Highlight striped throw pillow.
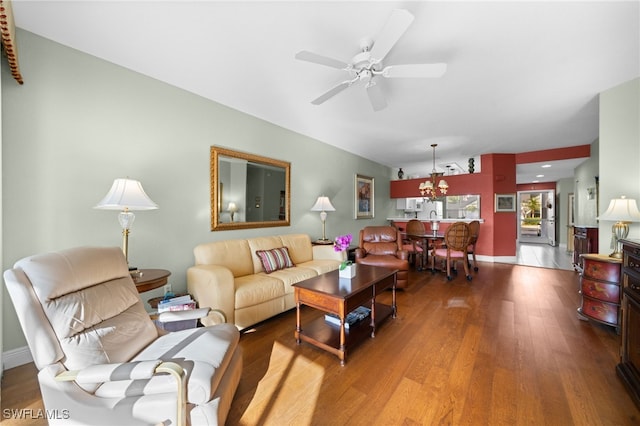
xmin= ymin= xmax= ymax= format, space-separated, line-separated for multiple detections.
xmin=256 ymin=247 xmax=294 ymax=273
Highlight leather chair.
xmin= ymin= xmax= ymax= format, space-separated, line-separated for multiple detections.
xmin=467 ymin=220 xmax=481 ymax=271
xmin=3 ymin=246 xmax=242 ymax=425
xmin=355 ymin=226 xmax=410 ymax=288
xmin=431 ymin=222 xmax=473 ymax=281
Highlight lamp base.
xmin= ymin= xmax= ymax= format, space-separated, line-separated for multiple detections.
xmin=314 ymin=239 xmax=333 ymax=245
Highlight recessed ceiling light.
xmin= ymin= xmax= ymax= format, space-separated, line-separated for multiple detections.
xmin=532 ymin=180 xmax=540 ymax=183
xmin=536 ymin=174 xmax=544 ymax=178
xmin=541 ymin=164 xmax=551 ymax=168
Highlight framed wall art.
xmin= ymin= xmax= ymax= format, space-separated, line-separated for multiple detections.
xmin=495 ymin=193 xmax=516 ymax=212
xmin=355 ymin=174 xmax=374 ymax=219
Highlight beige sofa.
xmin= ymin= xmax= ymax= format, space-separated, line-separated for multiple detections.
xmin=187 ymin=234 xmax=344 ymax=329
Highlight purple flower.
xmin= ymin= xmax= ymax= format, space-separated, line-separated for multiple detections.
xmin=333 ymin=234 xmax=352 ymax=252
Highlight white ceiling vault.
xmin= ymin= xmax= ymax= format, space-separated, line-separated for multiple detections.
xmin=11 ymin=1 xmax=640 ymax=183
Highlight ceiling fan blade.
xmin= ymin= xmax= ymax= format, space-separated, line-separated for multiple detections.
xmin=382 ymin=63 xmax=447 ymax=78
xmin=311 ymin=80 xmax=353 ymax=105
xmin=295 ymin=50 xmax=350 ymax=70
xmin=366 ymin=81 xmax=387 ymax=111
xmin=369 ymin=9 xmax=414 ymax=61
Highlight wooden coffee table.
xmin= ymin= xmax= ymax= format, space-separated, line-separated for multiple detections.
xmin=293 ymin=264 xmax=397 ymax=365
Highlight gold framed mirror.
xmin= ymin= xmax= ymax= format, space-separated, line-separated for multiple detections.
xmin=211 ymin=146 xmax=290 ymax=231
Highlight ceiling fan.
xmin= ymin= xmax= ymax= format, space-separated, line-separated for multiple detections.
xmin=295 ymin=9 xmax=447 ymax=112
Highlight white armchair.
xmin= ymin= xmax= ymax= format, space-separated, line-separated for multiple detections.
xmin=3 ymin=246 xmax=242 ymax=425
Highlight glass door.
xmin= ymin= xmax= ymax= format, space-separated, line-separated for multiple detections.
xmin=518 ymin=190 xmax=556 ymax=246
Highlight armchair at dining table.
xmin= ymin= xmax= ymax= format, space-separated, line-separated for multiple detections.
xmin=431 ymin=221 xmax=473 ymax=281
xmin=403 ymin=219 xmax=428 ymax=269
xmin=467 ymin=220 xmax=481 ymax=271
xmin=355 ymin=226 xmax=410 ymax=288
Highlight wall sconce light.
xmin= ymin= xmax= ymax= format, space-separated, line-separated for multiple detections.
xmin=598 ymin=196 xmax=640 ymax=258
xmin=310 ymin=195 xmax=336 ymax=245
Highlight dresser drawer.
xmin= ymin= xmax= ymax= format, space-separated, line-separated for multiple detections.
xmin=581 ymin=296 xmax=619 ymax=325
xmin=626 ymin=271 xmax=640 ymax=293
xmin=624 ymin=243 xmax=640 ymax=275
xmin=581 ymin=277 xmax=621 ymax=303
xmin=583 ymin=257 xmax=621 ymax=282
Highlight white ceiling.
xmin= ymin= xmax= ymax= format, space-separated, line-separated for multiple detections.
xmin=11 ymin=1 xmax=640 ymax=183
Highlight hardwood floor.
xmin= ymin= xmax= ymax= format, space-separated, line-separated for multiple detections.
xmin=3 ymin=262 xmax=639 ymax=425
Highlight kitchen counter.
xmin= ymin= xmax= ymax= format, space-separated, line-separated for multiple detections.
xmin=387 ymin=218 xmax=484 ymax=223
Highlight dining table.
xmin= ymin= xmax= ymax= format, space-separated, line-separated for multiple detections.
xmin=402 ymin=232 xmax=445 ymax=271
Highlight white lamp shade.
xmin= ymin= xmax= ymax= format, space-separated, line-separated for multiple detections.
xmin=599 ymin=196 xmax=640 ymax=222
xmin=95 ymin=178 xmax=158 ymax=211
xmin=310 ymin=196 xmax=336 ymax=212
xmin=228 ymin=202 xmax=238 ymax=212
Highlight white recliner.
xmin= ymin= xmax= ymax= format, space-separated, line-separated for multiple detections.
xmin=3 ymin=246 xmax=242 ymax=425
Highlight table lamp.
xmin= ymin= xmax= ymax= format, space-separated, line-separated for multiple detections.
xmin=598 ymin=196 xmax=640 ymax=258
xmin=228 ymin=202 xmax=238 ymax=222
xmin=94 ymin=178 xmax=158 ymax=265
xmin=310 ymin=195 xmax=336 ymax=244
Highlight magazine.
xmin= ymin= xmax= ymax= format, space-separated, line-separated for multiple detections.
xmin=324 ymin=306 xmax=371 ymax=329
xmin=158 ymin=295 xmax=196 ymax=313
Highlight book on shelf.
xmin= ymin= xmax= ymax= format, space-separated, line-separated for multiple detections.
xmin=324 ymin=306 xmax=371 ymax=329
xmin=158 ymin=294 xmax=196 ymax=313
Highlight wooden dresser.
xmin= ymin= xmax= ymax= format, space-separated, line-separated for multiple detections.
xmin=573 ymin=226 xmax=599 ymax=271
xmin=577 ymin=253 xmax=622 ymax=331
xmin=617 ymin=239 xmax=640 ymax=408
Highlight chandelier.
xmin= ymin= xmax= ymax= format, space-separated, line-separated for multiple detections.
xmin=418 ymin=144 xmax=449 ymax=202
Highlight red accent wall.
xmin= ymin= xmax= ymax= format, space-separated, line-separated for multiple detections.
xmin=390 ymin=153 xmax=517 ymax=257
xmin=515 ymin=145 xmax=590 ymax=164
xmin=516 ymin=182 xmax=557 ymax=191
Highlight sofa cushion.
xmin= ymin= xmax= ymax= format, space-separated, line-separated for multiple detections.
xmin=234 ymin=274 xmax=285 ymax=309
xmin=261 ymin=267 xmax=318 ymax=294
xmin=255 ymin=247 xmax=294 ymax=273
xmin=279 ymin=234 xmax=314 ymax=264
xmin=297 ymin=260 xmax=342 ymax=275
xmin=194 ymin=239 xmax=254 ymax=278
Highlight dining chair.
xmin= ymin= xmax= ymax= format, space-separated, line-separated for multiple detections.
xmin=405 ymin=219 xmax=427 ymax=269
xmin=431 ymin=221 xmax=473 ymax=281
xmin=467 ymin=220 xmax=481 ymax=271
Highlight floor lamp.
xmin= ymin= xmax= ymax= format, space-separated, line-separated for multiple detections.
xmin=310 ymin=195 xmax=336 ymax=245
xmin=598 ymin=196 xmax=640 ymax=258
xmin=95 ymin=178 xmax=158 ymax=266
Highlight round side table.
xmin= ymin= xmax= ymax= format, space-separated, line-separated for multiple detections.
xmin=132 ymin=269 xmax=171 ymax=293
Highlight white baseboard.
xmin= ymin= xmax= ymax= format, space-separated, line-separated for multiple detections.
xmin=2 ymin=346 xmax=33 ymax=370
xmin=476 ymin=255 xmax=517 ymax=263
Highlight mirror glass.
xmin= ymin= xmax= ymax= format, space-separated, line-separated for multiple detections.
xmin=211 ymin=146 xmax=290 ymax=231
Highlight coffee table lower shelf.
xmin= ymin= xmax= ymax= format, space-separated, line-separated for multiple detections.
xmin=296 ymin=302 xmax=393 ymax=363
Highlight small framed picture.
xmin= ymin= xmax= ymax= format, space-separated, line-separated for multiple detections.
xmin=355 ymin=174 xmax=374 ymax=219
xmin=495 ymin=193 xmax=516 ymax=212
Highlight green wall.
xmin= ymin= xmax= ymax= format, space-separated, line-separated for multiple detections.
xmin=1 ymin=30 xmax=392 ymax=352
xmin=598 ymin=78 xmax=640 ymax=253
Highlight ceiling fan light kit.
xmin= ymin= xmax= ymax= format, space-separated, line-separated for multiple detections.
xmin=296 ymin=9 xmax=447 ymax=111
